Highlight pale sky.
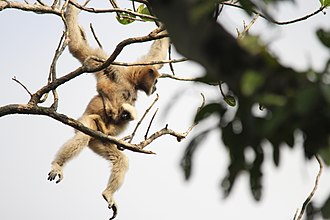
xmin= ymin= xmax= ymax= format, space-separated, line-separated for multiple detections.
xmin=1 ymin=1 xmax=330 ymax=220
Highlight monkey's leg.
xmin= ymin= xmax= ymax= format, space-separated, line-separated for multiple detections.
xmin=102 ymin=145 xmax=129 ymax=207
xmin=48 ymin=115 xmax=97 ymax=183
xmin=89 ymin=141 xmax=129 ymax=219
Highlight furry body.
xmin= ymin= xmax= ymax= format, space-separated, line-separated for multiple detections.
xmin=48 ymin=1 xmax=169 ymax=219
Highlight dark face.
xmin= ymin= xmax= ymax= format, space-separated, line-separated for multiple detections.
xmin=139 ymin=66 xmax=160 ymax=95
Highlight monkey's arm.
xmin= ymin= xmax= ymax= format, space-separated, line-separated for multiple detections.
xmin=138 ymin=33 xmax=170 ymax=70
xmin=48 ymin=114 xmax=97 ymax=183
xmin=65 ymin=1 xmax=108 ymax=65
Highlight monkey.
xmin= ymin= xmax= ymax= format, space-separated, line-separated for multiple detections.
xmin=48 ymin=1 xmax=169 ymax=218
xmin=48 ymin=95 xmax=136 ymax=220
xmin=65 ymin=0 xmax=169 ymax=115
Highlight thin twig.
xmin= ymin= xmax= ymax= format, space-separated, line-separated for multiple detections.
xmin=112 ymin=58 xmax=187 ymax=66
xmin=144 ymin=108 xmax=159 ymax=140
xmin=12 ymin=76 xmax=32 ymax=97
xmin=222 ymin=2 xmax=328 ymax=26
xmin=27 ymin=28 xmax=166 ymax=105
xmin=36 ymin=0 xmax=46 ymax=6
xmin=45 ymin=31 xmax=67 ymax=109
xmin=90 ymin=23 xmax=103 ymax=49
xmin=69 ymin=0 xmax=158 ymax=21
xmin=161 ymin=73 xmax=219 ymax=86
xmin=237 ymin=13 xmax=259 ymax=40
xmin=127 ymin=93 xmax=160 ymax=143
xmin=168 ymin=44 xmax=175 ymax=75
xmin=218 ymin=81 xmax=225 ymax=97
xmin=295 ymin=155 xmax=323 ymax=220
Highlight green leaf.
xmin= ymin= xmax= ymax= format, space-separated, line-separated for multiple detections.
xmin=241 ymin=70 xmax=265 ymax=96
xmin=116 ymin=11 xmax=136 ymax=25
xmin=321 ymin=195 xmax=330 ymax=218
xmin=319 ymin=147 xmax=330 ymax=165
xmin=194 ymin=103 xmax=225 ymax=123
xmin=137 ymin=4 xmax=153 ymax=22
xmin=258 ymin=93 xmax=287 ymax=107
xmin=180 ymin=130 xmax=211 ymax=180
xmin=223 ymin=95 xmax=236 ymax=107
xmin=316 ymin=29 xmax=330 ymax=49
xmin=319 ymin=0 xmax=330 ymax=7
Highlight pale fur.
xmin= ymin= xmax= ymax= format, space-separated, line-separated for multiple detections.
xmin=49 ymin=1 xmax=169 ymax=218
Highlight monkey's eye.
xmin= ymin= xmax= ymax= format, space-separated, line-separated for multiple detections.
xmin=148 ymin=68 xmax=154 ymax=75
xmin=121 ymin=111 xmax=132 ymax=121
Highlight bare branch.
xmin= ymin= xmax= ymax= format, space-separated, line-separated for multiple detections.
xmin=237 ymin=13 xmax=259 ymax=40
xmin=222 ymin=2 xmax=328 ymax=26
xmin=168 ymin=44 xmax=176 ymax=75
xmin=12 ymin=76 xmax=32 ymax=97
xmin=26 ymin=28 xmax=166 ymax=105
xmin=294 ymin=155 xmax=323 ymax=220
xmin=0 ymin=1 xmax=61 ymax=16
xmin=69 ymin=0 xmax=158 ymax=21
xmin=89 ymin=23 xmax=103 ymax=49
xmin=161 ymin=73 xmax=219 ymax=86
xmin=45 ymin=31 xmax=68 ymax=110
xmin=144 ymin=108 xmax=158 ymax=140
xmin=127 ymin=93 xmax=160 ymax=143
xmin=112 ymin=58 xmax=187 ymax=67
xmin=0 ymin=103 xmax=155 ymax=154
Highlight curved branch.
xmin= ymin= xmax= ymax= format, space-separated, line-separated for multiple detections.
xmin=28 ymin=29 xmax=168 ymax=105
xmin=0 ymin=103 xmax=154 ymax=154
xmin=295 ymin=155 xmax=323 ymax=220
xmin=69 ymin=0 xmax=158 ymax=21
xmin=112 ymin=58 xmax=187 ymax=66
xmin=222 ymin=2 xmax=327 ymax=26
xmin=0 ymin=1 xmax=61 ymax=15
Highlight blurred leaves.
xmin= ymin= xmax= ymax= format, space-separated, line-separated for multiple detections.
xmin=149 ymin=0 xmax=330 ymax=217
xmin=180 ymin=130 xmax=211 ymax=180
xmin=317 ymin=28 xmax=330 ymax=49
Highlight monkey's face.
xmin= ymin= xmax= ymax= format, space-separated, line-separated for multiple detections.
xmin=138 ymin=66 xmax=160 ymax=95
xmin=114 ymin=103 xmax=137 ymax=123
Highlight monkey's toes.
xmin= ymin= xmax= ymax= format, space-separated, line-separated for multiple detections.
xmin=109 ymin=203 xmax=118 ymax=220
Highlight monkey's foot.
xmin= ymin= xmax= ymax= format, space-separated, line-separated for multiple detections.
xmin=102 ymin=192 xmax=118 ymax=220
xmin=47 ymin=163 xmax=63 ymax=184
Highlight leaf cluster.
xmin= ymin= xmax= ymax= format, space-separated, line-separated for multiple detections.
xmin=148 ymin=0 xmax=330 ymax=216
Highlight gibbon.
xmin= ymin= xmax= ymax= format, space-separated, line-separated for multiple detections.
xmin=48 ymin=96 xmax=136 ymax=219
xmin=48 ymin=1 xmax=169 ymax=219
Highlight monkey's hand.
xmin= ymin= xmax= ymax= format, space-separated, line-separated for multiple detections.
xmin=47 ymin=163 xmax=63 ymax=184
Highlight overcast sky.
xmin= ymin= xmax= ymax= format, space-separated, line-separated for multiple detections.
xmin=1 ymin=0 xmax=330 ymax=220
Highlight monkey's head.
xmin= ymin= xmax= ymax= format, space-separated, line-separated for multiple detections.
xmin=136 ymin=66 xmax=160 ymax=95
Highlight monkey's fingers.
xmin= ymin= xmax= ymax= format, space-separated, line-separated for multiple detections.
xmin=109 ymin=203 xmax=118 ymax=220
xmin=47 ymin=171 xmax=63 ymax=183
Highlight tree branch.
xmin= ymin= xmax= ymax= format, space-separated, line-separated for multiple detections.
xmin=222 ymin=2 xmax=328 ymax=26
xmin=69 ymin=0 xmax=158 ymax=21
xmin=0 ymin=103 xmax=155 ymax=154
xmin=294 ymin=155 xmax=323 ymax=220
xmin=0 ymin=1 xmax=61 ymax=16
